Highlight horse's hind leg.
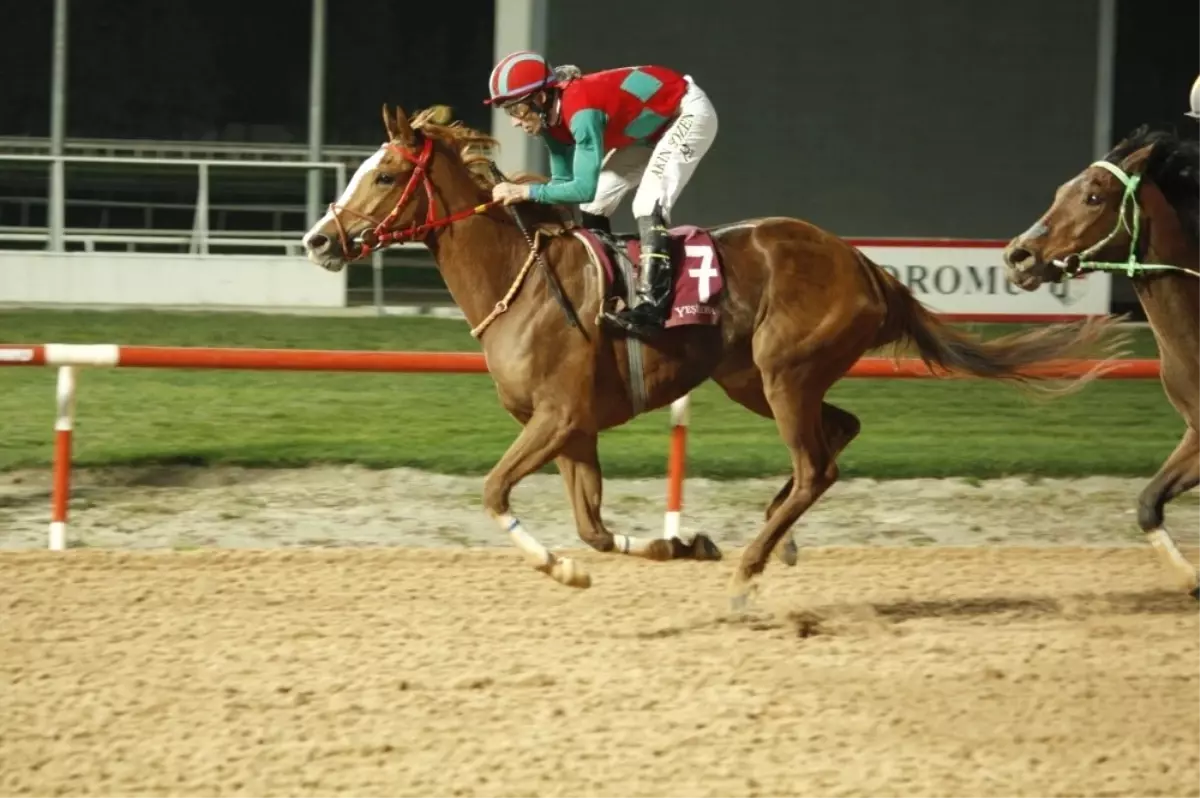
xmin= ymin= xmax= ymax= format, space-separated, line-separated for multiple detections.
xmin=556 ymin=431 xmax=721 ymax=562
xmin=763 ymin=403 xmax=861 ymax=564
xmin=718 ymin=371 xmax=860 ymax=565
xmin=765 ymin=404 xmax=861 ymax=512
xmin=1137 ymin=426 xmax=1199 ymax=595
xmin=729 ymin=367 xmax=839 ymax=607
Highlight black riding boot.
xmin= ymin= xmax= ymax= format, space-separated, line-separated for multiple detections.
xmin=579 ymin=211 xmax=612 ymax=236
xmin=602 ymin=202 xmax=673 ymax=338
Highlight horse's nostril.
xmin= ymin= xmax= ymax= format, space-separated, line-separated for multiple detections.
xmin=306 ymin=233 xmax=330 ymax=252
xmin=1006 ymin=246 xmax=1034 ymax=269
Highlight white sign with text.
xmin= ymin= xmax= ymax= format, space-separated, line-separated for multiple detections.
xmin=851 ymin=240 xmax=1111 ymax=319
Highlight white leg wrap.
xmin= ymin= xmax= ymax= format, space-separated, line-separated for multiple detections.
xmin=1146 ymin=528 xmax=1198 ymax=590
xmin=494 ymin=512 xmax=591 ymax=589
xmin=497 ymin=513 xmax=551 ymax=567
xmin=610 ymin=533 xmax=660 ymax=557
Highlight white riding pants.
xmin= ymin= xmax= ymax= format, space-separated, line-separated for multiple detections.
xmin=578 ymin=76 xmax=718 ymax=223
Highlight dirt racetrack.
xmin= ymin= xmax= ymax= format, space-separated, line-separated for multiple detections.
xmin=1 ymin=467 xmax=1198 ymax=796
xmin=3 ymin=540 xmax=1199 ymax=797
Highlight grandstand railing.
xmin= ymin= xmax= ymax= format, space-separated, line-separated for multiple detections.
xmin=0 ymin=195 xmax=309 ymax=236
xmin=0 ymin=153 xmax=354 ymax=255
xmin=0 ymin=135 xmax=375 ymax=164
xmin=0 ymin=227 xmax=314 ymax=256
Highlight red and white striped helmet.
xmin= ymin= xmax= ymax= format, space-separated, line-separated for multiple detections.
xmin=485 ymin=50 xmax=556 ymax=106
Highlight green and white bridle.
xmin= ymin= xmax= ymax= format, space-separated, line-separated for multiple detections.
xmin=1055 ymin=159 xmax=1196 ymax=279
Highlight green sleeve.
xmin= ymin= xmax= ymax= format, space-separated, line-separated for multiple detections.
xmin=528 ymin=109 xmax=605 ymax=204
xmin=542 ymin=135 xmax=575 ymax=184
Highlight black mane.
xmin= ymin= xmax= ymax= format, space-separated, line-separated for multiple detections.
xmin=1105 ymin=124 xmax=1199 ymax=245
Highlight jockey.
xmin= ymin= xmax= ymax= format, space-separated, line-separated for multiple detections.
xmin=484 ymin=50 xmax=719 ymax=338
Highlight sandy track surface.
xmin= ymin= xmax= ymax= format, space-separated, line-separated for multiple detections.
xmin=1 ymin=466 xmax=1197 ymax=551
xmin=1 ymin=546 xmax=1197 ymax=797
xmin=1 ymin=466 xmax=1198 ymax=796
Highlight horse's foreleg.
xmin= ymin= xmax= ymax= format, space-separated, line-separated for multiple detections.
xmin=557 ymin=432 xmax=721 ymax=562
xmin=483 ymin=409 xmax=591 ymax=588
xmin=1137 ymin=426 xmax=1199 ymax=595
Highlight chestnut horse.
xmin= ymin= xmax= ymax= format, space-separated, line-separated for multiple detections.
xmin=302 ymin=103 xmax=1128 ymax=606
xmin=1003 ymin=125 xmax=1199 ymax=597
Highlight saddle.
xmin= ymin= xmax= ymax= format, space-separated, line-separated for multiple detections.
xmin=579 ymin=226 xmax=642 ymax=303
xmin=571 ymin=222 xmax=725 ymax=325
xmin=566 ymin=220 xmax=726 ymax=418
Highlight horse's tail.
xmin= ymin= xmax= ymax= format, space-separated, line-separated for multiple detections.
xmin=861 ymin=252 xmax=1131 ymax=394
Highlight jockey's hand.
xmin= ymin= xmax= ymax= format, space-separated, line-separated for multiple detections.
xmin=492 ymin=182 xmax=530 ymax=206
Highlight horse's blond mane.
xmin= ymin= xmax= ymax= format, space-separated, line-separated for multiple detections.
xmin=407 ymin=105 xmax=500 ymax=187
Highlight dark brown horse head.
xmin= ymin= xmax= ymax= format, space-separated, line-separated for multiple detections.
xmin=1002 ymin=145 xmax=1153 ymax=290
xmin=1003 ymin=126 xmax=1199 ymax=289
xmin=301 ymin=104 xmax=495 ymax=271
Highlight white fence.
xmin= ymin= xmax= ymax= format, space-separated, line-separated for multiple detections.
xmin=0 ymin=251 xmax=347 ymax=308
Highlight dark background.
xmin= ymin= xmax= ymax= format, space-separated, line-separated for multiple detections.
xmin=0 ymin=0 xmax=497 ymax=143
xmin=0 ymin=0 xmax=1195 ymax=238
xmin=546 ymin=0 xmax=1197 ymax=236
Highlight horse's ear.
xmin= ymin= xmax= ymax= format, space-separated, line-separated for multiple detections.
xmin=1119 ymin=142 xmax=1156 ymax=174
xmin=381 ymin=103 xmax=414 ymax=143
xmin=381 ymin=103 xmax=393 ymax=139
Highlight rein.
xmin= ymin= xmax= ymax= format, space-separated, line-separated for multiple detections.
xmin=1056 ymin=160 xmax=1198 ymax=280
xmin=486 ymin=161 xmax=580 ymax=331
xmin=326 ymin=137 xmax=499 ymax=260
xmin=325 ymin=136 xmax=581 ymax=337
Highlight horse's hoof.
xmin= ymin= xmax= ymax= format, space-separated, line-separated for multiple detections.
xmin=645 ymin=538 xmax=677 ymax=562
xmin=727 ymin=575 xmax=759 ymax=613
xmin=691 ymin=534 xmax=723 ymax=562
xmin=547 ymin=557 xmax=591 ymax=589
xmin=775 ymin=539 xmax=799 ymax=567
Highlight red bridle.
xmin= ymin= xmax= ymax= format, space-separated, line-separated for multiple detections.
xmin=326 ymin=137 xmax=499 ymax=260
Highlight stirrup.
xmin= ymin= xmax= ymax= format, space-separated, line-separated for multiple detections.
xmin=601 ymin=299 xmax=667 ymax=338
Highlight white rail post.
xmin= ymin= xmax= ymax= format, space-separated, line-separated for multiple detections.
xmin=306 ymin=0 xmax=327 ymax=229
xmin=372 ymin=250 xmax=385 ymax=315
xmin=47 ymin=0 xmax=68 ymax=253
xmin=663 ymin=393 xmax=690 ymax=539
xmin=49 ymin=365 xmax=77 ymax=551
xmin=335 ymin=163 xmax=347 ymax=199
xmin=194 ymin=163 xmax=210 ymax=255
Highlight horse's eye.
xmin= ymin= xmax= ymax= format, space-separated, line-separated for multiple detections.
xmin=375 ymin=173 xmax=396 ymax=186
xmin=1084 ymin=192 xmax=1103 ymax=206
